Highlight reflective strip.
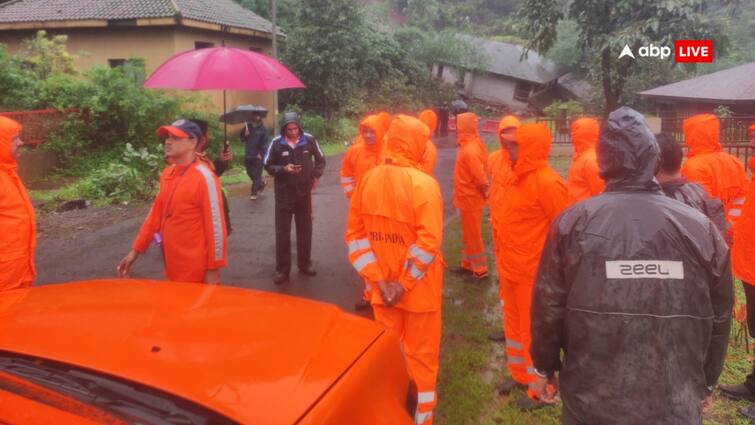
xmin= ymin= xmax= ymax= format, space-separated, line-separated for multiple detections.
xmin=196 ymin=165 xmax=224 ymax=261
xmin=263 ymin=136 xmax=278 ymax=165
xmin=410 ymin=244 xmax=435 ymax=264
xmin=311 ymin=137 xmax=325 ymax=157
xmin=409 ymin=263 xmax=425 ymax=280
xmin=506 ymin=340 xmax=524 ymax=350
xmin=352 ymin=252 xmax=377 ymax=272
xmin=729 ymin=208 xmax=742 ymax=217
xmin=340 ymin=176 xmax=355 ymax=183
xmin=415 ymin=411 xmax=432 ymax=425
xmin=342 ymin=184 xmax=354 ymax=194
xmin=733 ymin=197 xmax=746 ymax=206
xmin=508 ymin=356 xmax=525 ymax=364
xmin=526 ymin=367 xmax=536 ymax=375
xmin=348 ymin=238 xmax=370 ymax=255
xmin=417 ymin=391 xmax=435 ymax=404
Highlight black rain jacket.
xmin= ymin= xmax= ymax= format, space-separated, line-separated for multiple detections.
xmin=530 ymin=107 xmax=733 ymax=425
xmin=263 ymin=133 xmax=326 ymax=205
xmin=661 ymin=177 xmax=729 ymax=245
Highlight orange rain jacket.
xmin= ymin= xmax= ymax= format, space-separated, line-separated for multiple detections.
xmin=492 ymin=123 xmax=570 ymax=284
xmin=132 ymin=157 xmax=228 ymax=282
xmin=345 ymin=115 xmax=444 ymax=313
xmin=567 ymin=117 xmax=604 ymax=202
xmin=340 ymin=115 xmax=387 ymax=198
xmin=488 ymin=116 xmax=520 ymax=208
xmin=453 ymin=113 xmax=488 ymax=210
xmin=682 ymin=114 xmax=747 ymax=227
xmin=0 ymin=117 xmax=36 ymax=291
xmin=418 ymin=109 xmax=438 ymax=175
xmin=732 ymin=124 xmax=755 ymax=284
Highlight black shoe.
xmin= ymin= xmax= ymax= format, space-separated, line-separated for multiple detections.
xmin=354 ymin=299 xmax=371 ymax=311
xmin=299 ymin=266 xmax=317 ymax=276
xmin=466 ymin=271 xmax=489 ymax=282
xmin=515 ymin=394 xmax=550 ymax=411
xmin=488 ymin=330 xmax=506 ymax=342
xmin=720 ymin=384 xmax=755 ymax=402
xmin=273 ymin=272 xmax=289 ymax=285
xmin=451 ymin=267 xmax=472 ymax=275
xmin=740 ymin=404 xmax=755 ymax=420
xmin=498 ymin=377 xmax=527 ymax=395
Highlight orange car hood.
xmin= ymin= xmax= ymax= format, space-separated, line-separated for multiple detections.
xmin=0 ymin=280 xmax=385 ymax=424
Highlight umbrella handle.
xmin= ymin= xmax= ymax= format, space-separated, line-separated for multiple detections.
xmin=223 ymin=90 xmax=229 ymax=152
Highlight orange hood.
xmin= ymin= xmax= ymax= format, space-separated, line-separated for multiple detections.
xmin=457 ymin=112 xmax=480 ymax=146
xmin=514 ymin=123 xmax=551 ymax=177
xmin=683 ymin=114 xmax=721 ymax=156
xmin=497 ymin=115 xmax=521 ymax=147
xmin=376 ymin=112 xmax=392 ymax=134
xmin=359 ymin=114 xmax=387 ymax=152
xmin=385 ymin=114 xmax=429 ymax=167
xmin=418 ymin=109 xmax=438 ymax=133
xmin=0 ymin=116 xmax=22 ymax=171
xmin=571 ymin=117 xmax=599 ymax=156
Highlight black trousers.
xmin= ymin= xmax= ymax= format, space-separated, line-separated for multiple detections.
xmin=245 ymin=158 xmax=265 ymax=195
xmin=743 ymin=281 xmax=755 ymax=392
xmin=275 ymin=193 xmax=312 ymax=275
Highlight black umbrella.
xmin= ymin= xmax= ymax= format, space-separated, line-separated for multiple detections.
xmin=219 ymin=104 xmax=269 ymax=125
xmin=451 ymin=99 xmax=469 ymax=115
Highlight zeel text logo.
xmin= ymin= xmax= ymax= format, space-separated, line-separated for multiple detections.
xmin=674 ymin=40 xmax=714 ymax=63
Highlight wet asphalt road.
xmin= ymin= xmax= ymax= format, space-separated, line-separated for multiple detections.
xmin=35 ymin=134 xmax=462 ymax=312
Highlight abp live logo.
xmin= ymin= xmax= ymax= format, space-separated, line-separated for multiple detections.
xmin=618 ymin=40 xmax=714 ymax=63
xmin=675 ymin=40 xmax=714 ymax=63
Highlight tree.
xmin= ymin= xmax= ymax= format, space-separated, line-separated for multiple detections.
xmin=519 ymin=0 xmax=724 ymax=115
xmin=19 ymin=30 xmax=77 ymax=79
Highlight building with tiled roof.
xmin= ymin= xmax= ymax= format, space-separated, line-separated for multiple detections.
xmin=0 ymin=0 xmax=282 ymax=121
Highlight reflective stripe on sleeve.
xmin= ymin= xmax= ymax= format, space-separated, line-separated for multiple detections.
xmin=410 ymin=244 xmax=435 ymax=264
xmin=733 ymin=197 xmax=746 ymax=206
xmin=506 ymin=340 xmax=524 ymax=350
xmin=508 ymin=356 xmax=525 ymax=364
xmin=352 ymin=252 xmax=377 ymax=272
xmin=196 ymin=164 xmax=224 ymax=261
xmin=347 ymin=238 xmax=370 ymax=255
xmin=340 ymin=176 xmax=355 ymax=184
xmin=409 ymin=263 xmax=425 ymax=280
xmin=415 ymin=411 xmax=432 ymax=425
xmin=342 ymin=184 xmax=354 ymax=194
xmin=729 ymin=208 xmax=742 ymax=217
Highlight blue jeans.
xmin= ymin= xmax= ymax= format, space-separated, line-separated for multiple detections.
xmin=245 ymin=158 xmax=265 ymax=195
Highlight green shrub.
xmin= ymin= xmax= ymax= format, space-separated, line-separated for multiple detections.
xmin=543 ymin=100 xmax=585 ymax=118
xmin=78 ymin=143 xmax=162 ymax=203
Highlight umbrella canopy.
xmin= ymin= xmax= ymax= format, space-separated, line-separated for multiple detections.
xmin=220 ymin=105 xmax=269 ymax=124
xmin=143 ymin=47 xmax=305 ymax=91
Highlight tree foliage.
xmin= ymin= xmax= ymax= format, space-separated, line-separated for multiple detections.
xmin=19 ymin=30 xmax=77 ymax=79
xmin=519 ymin=0 xmax=725 ymax=115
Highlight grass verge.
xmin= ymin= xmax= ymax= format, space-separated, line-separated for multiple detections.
xmin=438 ymin=213 xmax=754 ymax=424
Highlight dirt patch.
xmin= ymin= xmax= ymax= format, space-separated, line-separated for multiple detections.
xmin=37 ymin=203 xmax=149 ymax=240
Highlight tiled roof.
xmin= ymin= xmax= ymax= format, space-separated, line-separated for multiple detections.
xmin=639 ymin=62 xmax=755 ymax=103
xmin=0 ymin=0 xmax=277 ymax=34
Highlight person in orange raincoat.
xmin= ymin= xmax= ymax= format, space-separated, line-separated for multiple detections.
xmin=453 ymin=112 xmax=489 ymax=279
xmin=418 ymin=109 xmax=438 ymax=175
xmin=567 ymin=117 xmax=604 ymax=203
xmin=486 ymin=115 xmax=520 ymax=342
xmin=345 ymin=115 xmax=444 ymax=425
xmin=492 ymin=122 xmax=569 ymax=408
xmin=340 ymin=115 xmax=387 ymax=198
xmin=721 ymin=124 xmax=755 ymax=420
xmin=682 ymin=114 xmax=748 ymax=233
xmin=0 ymin=117 xmax=36 ymax=291
xmin=118 ymin=119 xmax=227 ymax=284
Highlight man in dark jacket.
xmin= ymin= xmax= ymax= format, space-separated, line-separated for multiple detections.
xmin=264 ymin=112 xmax=326 ymax=285
xmin=242 ymin=112 xmax=269 ymax=200
xmin=655 ymin=133 xmax=728 ymax=242
xmin=530 ymin=107 xmax=733 ymax=424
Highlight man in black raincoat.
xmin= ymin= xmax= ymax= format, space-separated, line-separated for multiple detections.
xmin=655 ymin=133 xmax=728 ymax=243
xmin=530 ymin=107 xmax=733 ymax=424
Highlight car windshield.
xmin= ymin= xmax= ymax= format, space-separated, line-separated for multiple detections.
xmin=0 ymin=351 xmax=237 ymax=425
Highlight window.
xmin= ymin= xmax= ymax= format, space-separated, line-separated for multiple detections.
xmin=195 ymin=41 xmax=214 ymax=49
xmin=108 ymin=59 xmax=127 ymax=68
xmin=514 ymin=82 xmax=533 ymax=102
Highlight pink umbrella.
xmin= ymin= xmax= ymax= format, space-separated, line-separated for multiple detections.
xmin=144 ymin=46 xmax=305 ymax=146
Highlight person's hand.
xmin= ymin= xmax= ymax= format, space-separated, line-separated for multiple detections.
xmin=388 ymin=282 xmax=405 ymax=305
xmin=219 ymin=149 xmax=233 ymax=162
xmin=312 ymin=178 xmax=319 ymax=190
xmin=117 ymin=250 xmax=139 ymax=278
xmin=284 ymin=164 xmax=303 ymax=174
xmin=205 ymin=269 xmax=221 ymax=284
xmin=257 ymin=153 xmax=262 ymax=160
xmin=702 ymin=394 xmax=714 ymax=415
xmin=531 ymin=374 xmax=559 ymax=404
xmin=378 ymin=281 xmax=405 ymax=306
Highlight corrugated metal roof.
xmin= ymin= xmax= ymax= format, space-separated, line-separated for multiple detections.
xmin=465 ymin=36 xmax=564 ymax=84
xmin=639 ymin=61 xmax=755 ymax=103
xmin=0 ymin=0 xmax=276 ymax=34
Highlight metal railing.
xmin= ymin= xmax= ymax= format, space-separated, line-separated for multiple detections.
xmin=0 ymin=109 xmax=67 ymax=148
